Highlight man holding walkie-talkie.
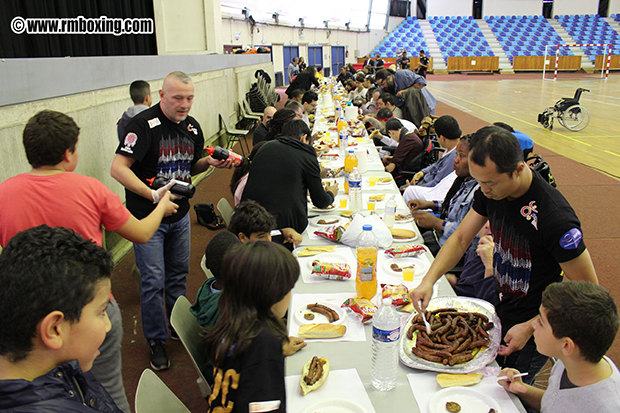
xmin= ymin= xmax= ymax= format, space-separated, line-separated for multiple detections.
xmin=111 ymin=71 xmax=233 ymax=371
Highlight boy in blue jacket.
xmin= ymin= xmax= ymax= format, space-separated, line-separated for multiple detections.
xmin=0 ymin=225 xmax=122 ymax=413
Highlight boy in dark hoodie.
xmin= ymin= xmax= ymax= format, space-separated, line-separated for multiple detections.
xmin=117 ymin=80 xmax=152 ymax=143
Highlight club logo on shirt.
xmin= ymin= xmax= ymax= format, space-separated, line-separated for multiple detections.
xmin=188 ymin=123 xmax=198 ymax=135
xmin=121 ymin=132 xmax=138 ymax=154
xmin=520 ymin=201 xmax=538 ymax=230
xmin=560 ymin=228 xmax=582 ymax=250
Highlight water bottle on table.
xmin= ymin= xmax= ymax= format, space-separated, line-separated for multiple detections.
xmin=371 ymin=298 xmax=401 ymax=391
xmin=384 ymin=195 xmax=397 ymax=228
xmin=348 ymin=167 xmax=362 ymax=212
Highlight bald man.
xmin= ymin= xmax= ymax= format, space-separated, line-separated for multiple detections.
xmin=253 ymin=105 xmax=276 ymax=146
xmin=111 ymin=71 xmax=232 ymax=371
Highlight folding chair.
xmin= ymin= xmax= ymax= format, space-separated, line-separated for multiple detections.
xmin=217 ymin=197 xmax=234 ymax=226
xmin=238 ymin=101 xmax=260 ymax=130
xmin=243 ymin=98 xmax=263 ymax=118
xmin=135 ymin=369 xmax=191 ymax=413
xmin=219 ymin=113 xmax=249 ymax=155
xmin=170 ymin=296 xmax=212 ymax=398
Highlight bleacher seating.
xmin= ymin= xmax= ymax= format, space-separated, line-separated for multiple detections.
xmin=556 ymin=14 xmax=620 ymax=61
xmin=428 ymin=16 xmax=494 ymax=63
xmin=373 ymin=17 xmax=429 ymax=60
xmin=487 ymin=15 xmax=569 ymax=62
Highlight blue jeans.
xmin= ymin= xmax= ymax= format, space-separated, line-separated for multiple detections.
xmin=134 ymin=213 xmax=190 ymax=342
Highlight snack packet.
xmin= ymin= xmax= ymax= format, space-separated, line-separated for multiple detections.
xmin=384 ymin=244 xmax=427 ymax=258
xmin=324 ymin=166 xmax=344 ymax=178
xmin=311 ymin=261 xmax=352 ymax=280
xmin=381 ymin=283 xmax=411 ymax=307
xmin=313 ymin=225 xmax=346 ymax=242
xmin=341 ymin=297 xmax=378 ymax=323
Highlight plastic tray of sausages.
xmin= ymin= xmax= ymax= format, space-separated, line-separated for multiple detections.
xmin=399 ymin=296 xmax=502 ymax=373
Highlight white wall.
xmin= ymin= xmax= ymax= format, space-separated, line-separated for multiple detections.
xmin=610 ymin=0 xmax=620 ymax=15
xmin=483 ymin=0 xmax=542 ymax=17
xmin=427 ymin=0 xmax=473 ymax=17
xmin=0 ymin=60 xmax=274 ymax=199
xmin=553 ymin=0 xmax=599 ymax=16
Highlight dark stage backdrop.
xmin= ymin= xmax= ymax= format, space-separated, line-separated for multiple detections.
xmin=0 ymin=0 xmax=157 ymax=58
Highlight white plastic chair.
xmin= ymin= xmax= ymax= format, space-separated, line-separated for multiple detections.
xmin=217 ymin=198 xmax=234 ymax=227
xmin=135 ymin=369 xmax=191 ymax=413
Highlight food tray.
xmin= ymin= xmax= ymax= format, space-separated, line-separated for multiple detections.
xmin=399 ymin=296 xmax=501 ymax=373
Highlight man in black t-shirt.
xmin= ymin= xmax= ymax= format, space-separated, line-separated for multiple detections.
xmin=111 ymin=71 xmax=232 ymax=370
xmin=415 ymin=50 xmax=429 ymax=78
xmin=374 ymin=53 xmax=385 ymax=71
xmin=410 ymin=126 xmax=597 ymax=385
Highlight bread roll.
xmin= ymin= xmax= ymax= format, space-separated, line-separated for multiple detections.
xmin=369 ymin=194 xmax=386 ymax=201
xmin=298 ymin=323 xmax=346 ymax=339
xmin=299 ymin=357 xmax=330 ymax=395
xmin=436 ymin=373 xmax=483 ymax=388
xmin=340 ymin=210 xmax=355 ymax=218
xmin=389 ymin=228 xmax=416 ymax=239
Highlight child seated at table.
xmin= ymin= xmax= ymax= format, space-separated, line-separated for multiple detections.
xmin=229 ymin=200 xmax=302 ymax=246
xmin=499 ymin=281 xmax=620 ymax=412
xmin=0 ymin=225 xmax=123 ymax=413
xmin=205 ymin=242 xmax=300 ymax=412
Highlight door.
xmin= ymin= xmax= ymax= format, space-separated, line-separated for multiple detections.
xmin=331 ymin=46 xmax=345 ymax=79
xmin=283 ymin=46 xmax=299 ymax=85
xmin=308 ymin=46 xmax=323 ymax=68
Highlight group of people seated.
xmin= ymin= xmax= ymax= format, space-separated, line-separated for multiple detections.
xmin=0 ymin=66 xmax=618 ymax=413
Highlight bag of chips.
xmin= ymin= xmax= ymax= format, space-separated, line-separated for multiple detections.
xmin=381 ymin=283 xmax=411 ymax=307
xmin=384 ymin=244 xmax=427 ymax=258
xmin=311 ymin=261 xmax=352 ymax=280
xmin=341 ymin=297 xmax=377 ymax=323
xmin=313 ymin=225 xmax=346 ymax=242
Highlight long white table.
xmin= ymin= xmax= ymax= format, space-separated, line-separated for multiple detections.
xmin=285 ymin=87 xmax=526 ymax=413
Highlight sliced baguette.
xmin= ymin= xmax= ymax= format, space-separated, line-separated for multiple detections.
xmin=436 ymin=373 xmax=483 ymax=388
xmin=298 ymin=323 xmax=346 ymax=339
xmin=389 ymin=228 xmax=416 ymax=239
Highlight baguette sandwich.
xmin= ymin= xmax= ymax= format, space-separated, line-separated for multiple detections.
xmin=300 ymin=356 xmax=330 ymax=395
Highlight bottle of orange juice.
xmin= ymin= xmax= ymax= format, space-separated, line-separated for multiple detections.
xmin=356 ymin=224 xmax=378 ymax=299
xmin=344 ymin=149 xmax=358 ymax=194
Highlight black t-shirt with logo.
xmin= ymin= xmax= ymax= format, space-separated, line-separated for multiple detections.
xmin=472 ymin=172 xmax=586 ymax=331
xmin=116 ymin=103 xmax=204 ymax=223
xmin=208 ymin=326 xmax=286 ymax=413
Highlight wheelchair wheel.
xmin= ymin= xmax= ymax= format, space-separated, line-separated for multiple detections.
xmin=560 ymin=104 xmax=590 ymax=131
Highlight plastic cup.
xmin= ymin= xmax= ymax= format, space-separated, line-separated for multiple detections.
xmin=340 ymin=198 xmax=348 ymax=208
xmin=367 ymin=199 xmax=376 ymax=211
xmin=403 ymin=267 xmax=415 ymax=282
xmin=369 ymin=176 xmax=377 ymax=187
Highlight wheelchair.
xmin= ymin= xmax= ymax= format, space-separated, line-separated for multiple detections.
xmin=538 ymin=88 xmax=590 ymax=131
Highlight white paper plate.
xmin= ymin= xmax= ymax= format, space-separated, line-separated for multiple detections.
xmin=394 ymin=213 xmax=414 ymax=223
xmin=301 ymin=399 xmax=367 ymax=413
xmin=375 ymin=178 xmax=393 ymax=185
xmin=428 ymin=387 xmax=502 ymax=413
xmin=384 ymin=257 xmax=429 ymax=277
xmin=294 ymin=301 xmax=346 ymax=325
xmin=309 ymin=215 xmax=346 ymax=227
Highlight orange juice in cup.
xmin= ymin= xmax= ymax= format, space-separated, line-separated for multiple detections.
xmin=402 ymin=267 xmax=415 ymax=282
xmin=369 ymin=175 xmax=377 ymax=186
xmin=339 ymin=198 xmax=348 ymax=208
xmin=367 ymin=199 xmax=376 ymax=211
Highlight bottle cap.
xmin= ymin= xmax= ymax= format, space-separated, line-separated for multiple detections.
xmin=382 ymin=298 xmax=393 ymax=306
xmin=349 ymin=149 xmax=354 ymax=153
xmin=363 ymin=224 xmax=372 ymax=231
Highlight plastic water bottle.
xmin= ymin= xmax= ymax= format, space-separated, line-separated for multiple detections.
xmin=384 ymin=195 xmax=397 ymax=228
xmin=371 ymin=298 xmax=401 ymax=391
xmin=349 ymin=167 xmax=362 ymax=212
